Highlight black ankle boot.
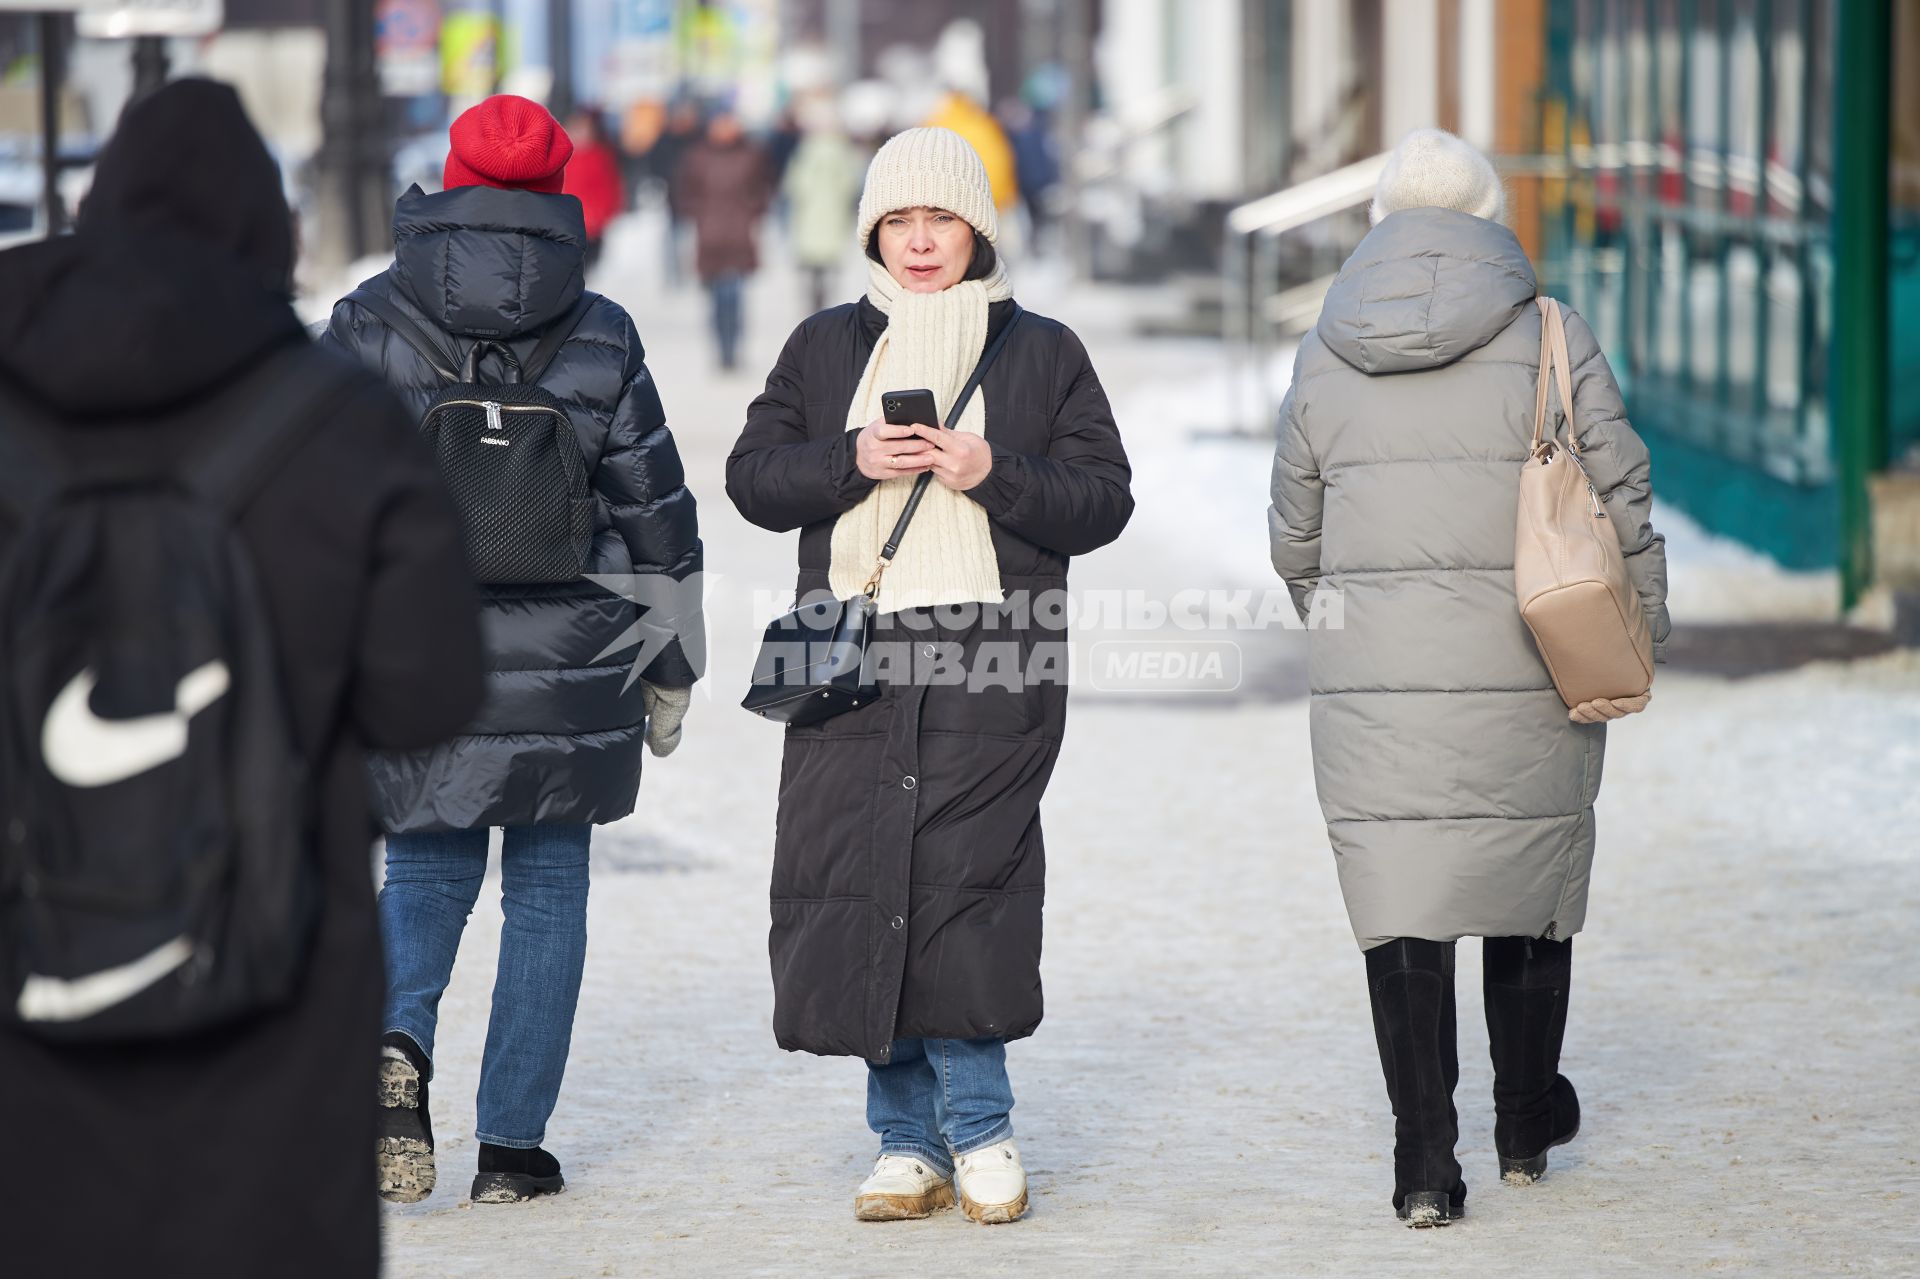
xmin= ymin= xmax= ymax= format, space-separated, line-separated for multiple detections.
xmin=1366 ymin=938 xmax=1466 ymax=1226
xmin=377 ymin=1031 xmax=435 ymax=1203
xmin=1484 ymin=935 xmax=1581 ymax=1183
xmin=471 ymin=1144 xmax=566 ymax=1204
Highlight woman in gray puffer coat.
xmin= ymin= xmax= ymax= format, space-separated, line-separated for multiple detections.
xmin=1268 ymin=130 xmax=1670 ymax=1227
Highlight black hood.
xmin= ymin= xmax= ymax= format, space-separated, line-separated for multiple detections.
xmin=389 ymin=184 xmax=586 ymax=339
xmin=0 ymin=80 xmax=303 ymax=419
xmin=82 ymin=78 xmax=296 ymax=295
xmin=0 ymin=234 xmax=303 ymax=419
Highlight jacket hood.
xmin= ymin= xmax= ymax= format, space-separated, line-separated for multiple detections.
xmin=0 ymin=76 xmax=304 ymax=419
xmin=0 ymin=230 xmax=303 ymax=419
xmin=80 ymin=78 xmax=295 ymax=295
xmin=390 ymin=183 xmax=586 ymax=339
xmin=1315 ymin=208 xmax=1536 ymax=375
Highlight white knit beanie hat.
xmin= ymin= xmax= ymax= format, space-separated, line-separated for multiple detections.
xmin=856 ymin=126 xmax=1000 ymax=249
xmin=1369 ymin=127 xmax=1507 ymax=226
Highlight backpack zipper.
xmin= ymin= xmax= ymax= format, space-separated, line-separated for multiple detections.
xmin=434 ymin=399 xmax=554 ymax=416
xmin=432 ymin=399 xmax=552 ymax=447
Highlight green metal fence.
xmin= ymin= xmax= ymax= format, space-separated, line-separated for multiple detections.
xmin=1539 ymin=0 xmax=1906 ymax=604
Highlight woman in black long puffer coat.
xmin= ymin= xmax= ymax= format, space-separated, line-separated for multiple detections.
xmin=727 ymin=127 xmax=1131 ymax=1225
xmin=321 ymin=96 xmax=703 ymax=1206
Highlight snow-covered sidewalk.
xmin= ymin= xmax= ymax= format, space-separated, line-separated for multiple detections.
xmin=378 ymin=218 xmax=1919 ymax=1276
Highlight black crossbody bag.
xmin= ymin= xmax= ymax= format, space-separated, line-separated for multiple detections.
xmin=742 ymin=307 xmax=1023 ymax=727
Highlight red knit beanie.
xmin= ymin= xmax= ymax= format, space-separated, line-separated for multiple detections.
xmin=444 ymin=95 xmax=573 ymax=194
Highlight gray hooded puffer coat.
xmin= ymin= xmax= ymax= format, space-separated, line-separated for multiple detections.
xmin=1268 ymin=208 xmax=1670 ymax=951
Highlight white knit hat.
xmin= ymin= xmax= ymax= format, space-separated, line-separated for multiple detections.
xmin=1369 ymin=127 xmax=1507 ymax=226
xmin=856 ymin=126 xmax=1000 ymax=249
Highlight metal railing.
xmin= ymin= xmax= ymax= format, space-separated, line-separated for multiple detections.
xmin=1220 ymin=152 xmax=1388 ymax=435
xmin=1536 ymin=0 xmax=1885 ymax=597
xmin=1072 ymin=86 xmax=1196 ymax=185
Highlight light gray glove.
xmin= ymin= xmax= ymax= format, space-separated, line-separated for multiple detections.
xmin=641 ymin=682 xmax=693 ymax=757
xmin=1568 ymin=690 xmax=1651 ymax=724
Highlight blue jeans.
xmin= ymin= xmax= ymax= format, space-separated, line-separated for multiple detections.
xmin=866 ymin=1037 xmax=1015 ymax=1175
xmin=708 ymin=273 xmax=744 ymax=367
xmin=379 ymin=824 xmax=591 ymax=1149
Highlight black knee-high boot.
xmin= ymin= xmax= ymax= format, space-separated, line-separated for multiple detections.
xmin=1483 ymin=934 xmax=1581 ymax=1183
xmin=1366 ymin=938 xmax=1466 ymax=1225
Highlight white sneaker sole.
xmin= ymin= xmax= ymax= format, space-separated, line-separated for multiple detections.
xmin=959 ymin=1185 xmax=1029 ymax=1224
xmin=854 ymin=1180 xmax=955 ymax=1221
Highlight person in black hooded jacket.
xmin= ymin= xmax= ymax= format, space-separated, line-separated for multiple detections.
xmin=0 ymin=80 xmax=484 ymax=1277
xmin=320 ymin=94 xmax=704 ymax=1205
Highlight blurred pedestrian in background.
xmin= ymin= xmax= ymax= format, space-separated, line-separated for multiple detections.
xmin=649 ymin=97 xmax=704 ymax=288
xmin=782 ymin=98 xmax=865 ymax=315
xmin=925 ymin=86 xmax=1018 ymax=217
xmin=322 ymin=93 xmax=705 ymax=1209
xmin=0 ymin=79 xmax=483 ymax=1277
xmin=563 ymin=106 xmax=625 ymax=271
xmin=676 ymin=106 xmax=773 ymax=371
xmin=999 ymin=98 xmax=1060 ymax=250
xmin=765 ymin=102 xmax=804 ymax=188
xmin=617 ymin=96 xmax=664 ymax=195
xmin=1267 ymin=128 xmax=1670 ymax=1228
xmin=727 ymin=126 xmax=1132 ymax=1227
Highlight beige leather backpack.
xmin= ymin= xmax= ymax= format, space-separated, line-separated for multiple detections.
xmin=1515 ymin=298 xmax=1654 ymax=708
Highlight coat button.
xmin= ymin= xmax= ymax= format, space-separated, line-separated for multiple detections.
xmin=922 ymin=644 xmax=937 ymax=658
xmin=890 ymin=915 xmax=905 ymax=930
xmin=901 ymin=775 xmax=917 ymax=790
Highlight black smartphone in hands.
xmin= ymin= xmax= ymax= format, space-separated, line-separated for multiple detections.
xmin=882 ymin=388 xmax=941 ymax=429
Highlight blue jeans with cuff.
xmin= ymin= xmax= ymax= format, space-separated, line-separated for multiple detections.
xmin=379 ymin=823 xmax=590 ymax=1149
xmin=866 ymin=1037 xmax=1014 ymax=1175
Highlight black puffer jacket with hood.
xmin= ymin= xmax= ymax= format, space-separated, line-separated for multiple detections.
xmin=0 ymin=80 xmax=483 ymax=1278
xmin=323 ymin=183 xmax=704 ymax=832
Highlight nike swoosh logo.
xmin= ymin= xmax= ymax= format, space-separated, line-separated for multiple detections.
xmin=40 ymin=661 xmax=231 ymax=789
xmin=16 ymin=935 xmax=196 ymax=1023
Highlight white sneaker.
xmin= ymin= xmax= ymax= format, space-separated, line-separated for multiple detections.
xmin=853 ymin=1154 xmax=955 ymax=1221
xmin=953 ymin=1139 xmax=1028 ymax=1224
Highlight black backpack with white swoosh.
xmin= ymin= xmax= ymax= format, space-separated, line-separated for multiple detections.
xmin=0 ymin=348 xmax=354 ymax=1042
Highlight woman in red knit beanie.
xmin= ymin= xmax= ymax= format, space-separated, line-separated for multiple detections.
xmin=321 ymin=92 xmax=705 ymax=1209
xmin=442 ymin=93 xmax=574 ymax=193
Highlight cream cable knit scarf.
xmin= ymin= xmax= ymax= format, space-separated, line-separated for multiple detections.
xmin=828 ymin=255 xmax=1013 ymax=613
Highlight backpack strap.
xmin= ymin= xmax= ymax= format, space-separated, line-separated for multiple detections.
xmin=348 ymin=287 xmax=590 ymax=388
xmin=344 ymin=289 xmax=462 ymax=384
xmin=178 ymin=346 xmax=368 ymax=520
xmin=521 ymin=293 xmax=596 ymax=386
xmin=0 ymin=382 xmax=67 ymax=527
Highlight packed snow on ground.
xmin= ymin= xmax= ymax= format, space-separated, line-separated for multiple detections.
xmin=373 ymin=217 xmax=1916 ymax=1276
